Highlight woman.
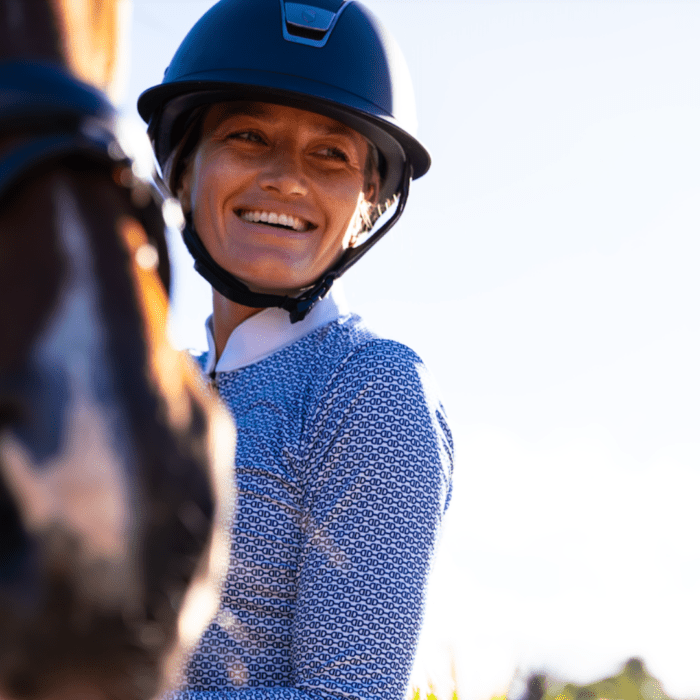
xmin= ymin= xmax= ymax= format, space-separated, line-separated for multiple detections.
xmin=138 ymin=1 xmax=453 ymax=698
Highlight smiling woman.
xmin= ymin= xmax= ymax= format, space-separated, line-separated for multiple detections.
xmin=176 ymin=101 xmax=380 ymax=354
xmin=178 ymin=102 xmax=378 ymax=330
xmin=137 ymin=1 xmax=453 ymax=698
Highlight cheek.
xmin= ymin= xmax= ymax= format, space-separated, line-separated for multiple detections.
xmin=190 ymin=146 xmax=227 ymax=197
xmin=190 ymin=159 xmax=228 ymax=227
xmin=325 ymin=178 xmax=366 ymax=223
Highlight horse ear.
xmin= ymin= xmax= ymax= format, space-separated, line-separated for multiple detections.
xmin=55 ymin=0 xmax=128 ymax=101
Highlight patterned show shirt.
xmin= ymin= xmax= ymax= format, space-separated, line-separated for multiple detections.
xmin=171 ymin=308 xmax=453 ymax=700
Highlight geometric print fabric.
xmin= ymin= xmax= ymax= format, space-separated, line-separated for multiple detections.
xmin=166 ymin=314 xmax=453 ymax=700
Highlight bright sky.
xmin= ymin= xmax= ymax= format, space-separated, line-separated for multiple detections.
xmin=119 ymin=2 xmax=700 ymax=698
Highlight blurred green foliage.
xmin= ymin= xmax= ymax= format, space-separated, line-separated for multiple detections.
xmin=411 ymin=658 xmax=681 ymax=700
xmin=532 ymin=658 xmax=674 ymax=700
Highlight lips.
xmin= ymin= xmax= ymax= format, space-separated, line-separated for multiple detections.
xmin=237 ymin=209 xmax=314 ymax=232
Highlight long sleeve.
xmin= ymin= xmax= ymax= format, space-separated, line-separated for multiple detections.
xmin=289 ymin=339 xmax=453 ymax=699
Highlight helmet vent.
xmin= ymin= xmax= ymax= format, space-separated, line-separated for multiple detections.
xmin=281 ymin=1 xmax=349 ymax=47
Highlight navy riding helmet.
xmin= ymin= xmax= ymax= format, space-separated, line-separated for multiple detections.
xmin=138 ymin=0 xmax=430 ymax=322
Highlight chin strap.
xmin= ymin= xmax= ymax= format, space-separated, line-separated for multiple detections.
xmin=182 ymin=162 xmax=412 ymax=323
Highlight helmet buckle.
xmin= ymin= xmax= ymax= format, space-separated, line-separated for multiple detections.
xmin=281 ymin=1 xmax=348 ymax=47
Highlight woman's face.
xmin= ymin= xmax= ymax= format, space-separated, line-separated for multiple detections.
xmin=178 ymin=101 xmax=378 ymax=295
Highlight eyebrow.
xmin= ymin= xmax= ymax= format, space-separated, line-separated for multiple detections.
xmin=313 ymin=122 xmax=358 ymax=139
xmin=217 ymin=103 xmax=359 ymax=139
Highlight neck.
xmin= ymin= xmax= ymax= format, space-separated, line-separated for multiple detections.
xmin=212 ymin=290 xmax=264 ymax=361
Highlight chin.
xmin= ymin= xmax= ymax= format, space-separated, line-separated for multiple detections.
xmin=233 ymin=265 xmax=322 ymax=297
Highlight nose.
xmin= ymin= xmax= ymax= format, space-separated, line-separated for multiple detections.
xmin=257 ymin=142 xmax=308 ymax=197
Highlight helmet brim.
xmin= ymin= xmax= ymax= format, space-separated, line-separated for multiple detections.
xmin=138 ymin=78 xmax=430 ymax=204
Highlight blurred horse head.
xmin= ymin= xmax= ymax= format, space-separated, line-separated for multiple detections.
xmin=0 ymin=2 xmax=235 ymax=699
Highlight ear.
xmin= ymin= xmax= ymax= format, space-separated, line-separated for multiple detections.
xmin=175 ymin=158 xmax=193 ymax=216
xmin=363 ymin=167 xmax=380 ymax=206
xmin=348 ymin=168 xmax=380 ymax=247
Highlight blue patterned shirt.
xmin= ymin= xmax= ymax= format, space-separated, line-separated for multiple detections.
xmin=171 ymin=289 xmax=453 ymax=700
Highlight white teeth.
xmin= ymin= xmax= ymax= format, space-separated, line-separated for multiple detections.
xmin=239 ymin=210 xmax=308 ymax=232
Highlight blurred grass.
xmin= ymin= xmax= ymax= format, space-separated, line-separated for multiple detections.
xmin=410 ymin=656 xmax=465 ymax=700
xmin=409 ymin=686 xmax=463 ymax=700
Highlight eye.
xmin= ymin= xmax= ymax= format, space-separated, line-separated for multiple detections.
xmin=315 ymin=145 xmax=349 ymax=162
xmin=226 ymin=130 xmax=265 ymax=144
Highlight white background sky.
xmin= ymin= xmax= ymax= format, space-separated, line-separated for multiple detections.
xmin=118 ymin=2 xmax=700 ymax=698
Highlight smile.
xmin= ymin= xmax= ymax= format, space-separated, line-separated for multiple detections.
xmin=238 ymin=209 xmax=313 ymax=233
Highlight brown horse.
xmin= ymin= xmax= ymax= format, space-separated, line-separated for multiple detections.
xmin=0 ymin=2 xmax=235 ymax=699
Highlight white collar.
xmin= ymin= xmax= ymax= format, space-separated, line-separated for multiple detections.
xmin=203 ymin=283 xmax=350 ymax=373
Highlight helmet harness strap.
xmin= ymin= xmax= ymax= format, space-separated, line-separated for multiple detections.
xmin=181 ymin=161 xmax=412 ymax=323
